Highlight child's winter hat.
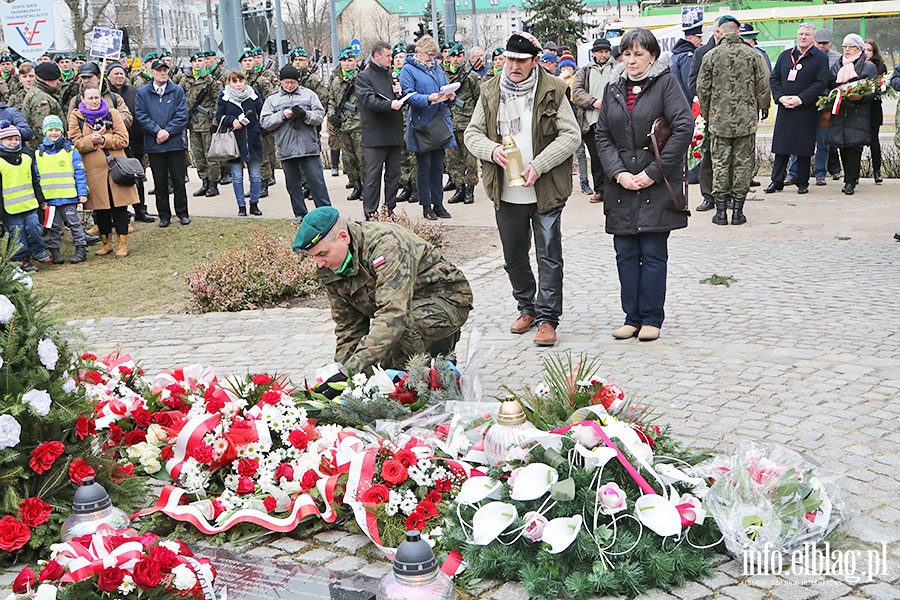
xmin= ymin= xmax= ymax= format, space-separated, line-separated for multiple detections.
xmin=0 ymin=120 xmax=20 ymax=141
xmin=42 ymin=115 xmax=64 ymax=134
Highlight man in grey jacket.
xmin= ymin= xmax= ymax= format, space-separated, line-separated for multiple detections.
xmin=260 ymin=65 xmax=331 ymax=224
xmin=572 ymin=38 xmax=615 ymax=203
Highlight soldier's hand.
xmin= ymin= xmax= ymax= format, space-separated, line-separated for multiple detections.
xmin=313 ymin=372 xmax=347 ymax=400
xmin=491 ymin=144 xmax=509 ymax=167
xmin=759 ymin=108 xmax=769 ymax=120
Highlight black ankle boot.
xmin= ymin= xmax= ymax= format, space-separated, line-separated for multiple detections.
xmin=464 ymin=185 xmax=475 ymax=204
xmin=205 ymin=182 xmax=219 ymax=197
xmin=731 ymin=198 xmax=747 ymax=225
xmin=249 ymin=203 xmax=262 ymax=216
xmin=50 ymin=248 xmax=64 ymax=264
xmin=347 ymin=182 xmax=363 ymax=201
xmin=447 ymin=184 xmax=465 ymax=204
xmin=712 ymin=199 xmax=728 ymax=225
xmin=396 ymin=187 xmax=411 ymax=202
xmin=696 ymin=198 xmax=715 ymax=211
xmin=193 ymin=179 xmax=209 ymax=197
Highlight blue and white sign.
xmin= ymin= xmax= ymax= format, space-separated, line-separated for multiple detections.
xmin=89 ymin=27 xmax=124 ymax=59
xmin=681 ymin=6 xmax=704 ymax=29
xmin=0 ymin=0 xmax=55 ymax=61
xmin=350 ymin=38 xmax=361 ymax=55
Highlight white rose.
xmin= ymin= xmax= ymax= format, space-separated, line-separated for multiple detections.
xmin=0 ymin=414 xmax=20 ymax=450
xmin=22 ymin=389 xmax=52 ymax=416
xmin=37 ymin=338 xmax=59 ymax=371
xmin=569 ymin=423 xmax=602 ymax=449
xmin=171 ymin=563 xmax=198 ymax=590
xmin=0 ymin=295 xmax=15 ymax=324
xmin=141 ymin=458 xmax=162 ymax=473
xmin=33 ymin=584 xmax=58 ymax=600
xmin=62 ymin=378 xmax=75 ymax=393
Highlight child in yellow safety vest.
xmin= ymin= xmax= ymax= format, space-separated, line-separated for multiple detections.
xmin=0 ymin=120 xmax=48 ymax=273
xmin=36 ymin=115 xmax=89 ymax=264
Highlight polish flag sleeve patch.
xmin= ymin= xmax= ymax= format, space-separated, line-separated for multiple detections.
xmin=373 ymin=255 xmax=386 ymax=268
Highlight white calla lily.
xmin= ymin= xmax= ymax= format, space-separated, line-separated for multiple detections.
xmin=510 ymin=463 xmax=559 ymax=501
xmin=656 ymin=463 xmax=705 ymax=488
xmin=471 ymin=502 xmax=517 ymax=545
xmin=457 ymin=476 xmax=502 ymax=505
xmin=635 ymin=494 xmax=682 ymax=537
xmin=574 ymin=443 xmax=617 ymax=468
xmin=542 ymin=515 xmax=583 ymax=554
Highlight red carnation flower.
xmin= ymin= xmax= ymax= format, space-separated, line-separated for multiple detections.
xmin=274 ymin=463 xmax=294 ymax=482
xmin=97 ymin=566 xmax=126 ymax=592
xmin=252 ymin=373 xmax=273 ymax=386
xmin=131 ymin=407 xmax=152 ymax=428
xmin=394 ymin=449 xmax=418 ymax=468
xmin=82 ymin=370 xmax=103 ymax=385
xmin=122 ymin=430 xmax=147 ymax=446
xmin=111 ymin=463 xmax=135 ymax=483
xmin=390 ymin=388 xmax=418 ymax=406
xmin=263 ymin=495 xmax=278 ymax=513
xmin=300 ymin=469 xmax=320 ymax=492
xmin=260 ymin=390 xmax=281 ymax=405
xmin=212 ymin=498 xmax=226 ymax=519
xmin=118 ymin=365 xmax=133 ymax=376
xmin=633 ymin=425 xmax=656 ymax=449
xmin=161 ymin=445 xmax=175 ymax=460
xmin=0 ymin=516 xmax=31 ymax=552
xmin=380 ymin=460 xmax=408 ymax=486
xmin=361 ymin=484 xmax=390 ymax=505
xmin=425 ymin=490 xmax=443 ymax=504
xmin=29 ymin=441 xmax=65 ymax=475
xmin=192 ymin=443 xmax=214 ymax=464
xmin=108 ymin=423 xmax=124 ymax=444
xmin=416 ymin=499 xmax=439 ymax=518
xmin=177 ymin=539 xmax=194 ymax=557
xmin=405 ymin=511 xmax=427 ymax=531
xmin=148 ymin=545 xmax=181 ymax=573
xmin=288 ymin=429 xmax=309 ymax=450
xmin=80 ymin=352 xmax=97 ymax=361
xmin=68 ymin=458 xmax=96 ymax=485
xmin=236 ymin=476 xmax=256 ymax=494
xmin=38 ymin=559 xmax=64 ymax=582
xmin=12 ymin=567 xmax=36 ymax=593
xmin=238 ymin=457 xmax=259 ymax=478
xmin=75 ymin=415 xmax=96 ymax=440
xmin=693 ymin=151 xmax=702 ymax=159
xmin=434 ymin=478 xmax=451 ymax=492
xmin=206 ymin=396 xmax=226 ymax=413
xmin=132 ymin=557 xmax=162 ymax=588
xmin=18 ymin=497 xmax=52 ymax=528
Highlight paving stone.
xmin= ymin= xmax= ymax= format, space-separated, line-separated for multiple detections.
xmin=297 ymin=548 xmax=338 ymax=565
xmin=326 ymin=556 xmax=368 ymax=572
xmin=244 ymin=545 xmax=284 ymax=559
xmin=669 ymin=581 xmax=713 ymax=600
xmin=490 ymin=581 xmax=531 ymax=600
xmin=268 ymin=537 xmax=309 ymax=553
xmin=701 ymin=571 xmax=737 ymax=589
xmin=313 ymin=529 xmax=348 ymax=544
xmin=860 ymin=582 xmax=900 ymax=600
xmin=719 ymin=585 xmax=767 ymax=600
xmin=356 ymin=562 xmax=392 ymax=579
xmin=806 ymin=580 xmax=853 ymax=600
xmin=769 ymin=584 xmax=818 ymax=600
xmin=334 ymin=533 xmax=372 ymax=553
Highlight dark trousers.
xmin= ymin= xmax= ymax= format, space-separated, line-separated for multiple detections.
xmin=828 ymin=147 xmax=842 ymax=177
xmin=613 ymin=231 xmax=669 ymax=329
xmin=130 ymin=149 xmax=149 ymax=211
xmin=363 ymin=145 xmax=401 ymax=215
xmin=772 ymin=154 xmax=810 ymax=187
xmin=495 ymin=202 xmax=564 ymax=327
xmin=95 ymin=206 xmax=130 ymax=236
xmin=583 ymin=125 xmax=603 ymax=191
xmin=870 ymin=124 xmax=883 ymax=176
xmin=283 ymin=156 xmax=331 ymax=218
xmin=415 ymin=149 xmax=445 ymax=210
xmin=148 ymin=151 xmax=189 ymax=220
xmin=838 ymin=146 xmax=863 ymax=185
xmin=699 ymin=145 xmax=713 ymax=201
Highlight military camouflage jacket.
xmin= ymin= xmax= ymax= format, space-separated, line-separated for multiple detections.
xmin=296 ymin=66 xmax=326 ymax=104
xmin=317 ymin=221 xmax=472 ymax=374
xmin=181 ymin=70 xmax=222 ymax=130
xmin=21 ymin=80 xmax=64 ymax=149
xmin=443 ymin=64 xmax=480 ymax=129
xmin=696 ymin=33 xmax=770 ymax=137
xmin=131 ymin=71 xmax=153 ymax=89
xmin=246 ymin=67 xmax=278 ymax=98
xmin=326 ymin=70 xmax=362 ymax=131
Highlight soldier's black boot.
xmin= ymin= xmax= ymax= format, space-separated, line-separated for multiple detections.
xmin=205 ymin=182 xmax=219 ymax=197
xmin=696 ymin=197 xmax=715 ymax=211
xmin=443 ymin=179 xmax=456 ymax=191
xmin=70 ymin=246 xmax=87 ymax=263
xmin=219 ymin=173 xmax=232 ymax=185
xmin=193 ymin=179 xmax=209 ymax=197
xmin=408 ymin=187 xmax=419 ymax=203
xmin=731 ymin=198 xmax=747 ymax=226
xmin=464 ymin=185 xmax=475 ymax=204
xmin=712 ymin=198 xmax=728 ymax=226
xmin=259 ymin=184 xmax=269 ymax=198
xmin=134 ymin=204 xmax=156 ymax=223
xmin=396 ymin=187 xmax=411 ymax=202
xmin=347 ymin=182 xmax=363 ymax=201
xmin=447 ymin=184 xmax=465 ymax=204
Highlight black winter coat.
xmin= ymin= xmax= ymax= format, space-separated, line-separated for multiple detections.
xmin=595 ymin=61 xmax=693 ymax=236
xmin=214 ymin=88 xmax=264 ymax=163
xmin=355 ymin=62 xmax=404 ymax=148
xmin=769 ymin=45 xmax=829 ymax=156
xmin=109 ymin=82 xmax=143 ymax=156
xmin=826 ymin=54 xmax=878 ymax=149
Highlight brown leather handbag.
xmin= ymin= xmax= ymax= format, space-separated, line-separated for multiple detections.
xmin=649 ymin=117 xmax=691 ymax=214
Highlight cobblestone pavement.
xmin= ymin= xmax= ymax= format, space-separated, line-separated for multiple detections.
xmin=3 ymin=173 xmax=899 ymax=599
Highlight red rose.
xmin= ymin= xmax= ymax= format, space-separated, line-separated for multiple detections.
xmin=288 ymin=429 xmax=308 ymax=451
xmin=161 ymin=445 xmax=175 ymax=461
xmin=380 ymin=460 xmax=408 ymax=486
xmin=29 ymin=441 xmax=65 ymax=475
xmin=693 ymin=151 xmax=702 ymax=159
xmin=300 ymin=469 xmax=320 ymax=492
xmin=0 ymin=516 xmax=31 ymax=551
xmin=394 ymin=449 xmax=418 ymax=468
xmin=148 ymin=545 xmax=180 ymax=572
xmin=434 ymin=478 xmax=451 ymax=492
xmin=696 ymin=133 xmax=704 ymax=141
xmin=236 ymin=476 xmax=256 ymax=494
xmin=108 ymin=424 xmax=124 ymax=444
xmin=274 ymin=463 xmax=294 ymax=482
xmin=131 ymin=407 xmax=153 ymax=428
xmin=416 ymin=499 xmax=439 ymax=518
xmin=361 ymin=484 xmax=390 ymax=505
xmin=75 ymin=415 xmax=96 ymax=440
xmin=263 ymin=495 xmax=278 ymax=513
xmin=191 ymin=443 xmax=214 ymax=464
xmin=38 ymin=559 xmax=64 ymax=582
xmin=132 ymin=557 xmax=162 ymax=588
xmin=123 ymin=429 xmax=147 ymax=446
xmin=427 ymin=367 xmax=442 ymax=390
xmin=97 ymin=566 xmax=125 ymax=592
xmin=405 ymin=511 xmax=427 ymax=531
xmin=68 ymin=458 xmax=96 ymax=485
xmin=633 ymin=426 xmax=656 ymax=449
xmin=212 ymin=498 xmax=226 ymax=519
xmin=238 ymin=458 xmax=259 ymax=478
xmin=153 ymin=411 xmax=177 ymax=427
xmin=12 ymin=567 xmax=36 ymax=593
xmin=260 ymin=390 xmax=281 ymax=405
xmin=111 ymin=463 xmax=135 ymax=483
xmin=252 ymin=373 xmax=273 ymax=385
xmin=18 ymin=497 xmax=52 ymax=528
xmin=425 ymin=490 xmax=443 ymax=504
xmin=390 ymin=389 xmax=418 ymax=406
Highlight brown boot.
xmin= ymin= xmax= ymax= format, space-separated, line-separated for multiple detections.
xmin=510 ymin=313 xmax=535 ymax=334
xmin=95 ymin=234 xmax=113 ymax=255
xmin=86 ymin=224 xmax=99 ymax=236
xmin=115 ymin=234 xmax=128 ymax=257
xmin=533 ymin=322 xmax=557 ymax=346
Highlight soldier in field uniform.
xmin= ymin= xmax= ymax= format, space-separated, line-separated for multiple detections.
xmin=182 ymin=51 xmax=222 ymax=197
xmin=326 ymin=46 xmax=365 ymax=202
xmin=443 ymin=44 xmax=480 ymax=205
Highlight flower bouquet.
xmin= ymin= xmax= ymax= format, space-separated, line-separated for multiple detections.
xmin=690 ymin=441 xmax=846 ymax=558
xmin=6 ymin=525 xmax=218 ymax=600
xmin=687 ymin=116 xmax=708 ymax=170
xmin=816 ymin=74 xmax=896 ymax=114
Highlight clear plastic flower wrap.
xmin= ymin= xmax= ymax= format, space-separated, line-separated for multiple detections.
xmin=691 ymin=441 xmax=847 ymax=558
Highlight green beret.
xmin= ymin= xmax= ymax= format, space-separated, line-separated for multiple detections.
xmin=448 ymin=43 xmax=465 ymax=56
xmin=492 ymin=47 xmax=505 ymax=58
xmin=240 ymin=50 xmax=255 ymax=62
xmin=338 ymin=46 xmax=356 ymax=60
xmin=440 ymin=41 xmax=453 ymax=51
xmin=203 ymin=50 xmax=216 ymax=58
xmin=252 ymin=47 xmax=263 ymax=56
xmin=161 ymin=49 xmax=173 ymax=57
xmin=0 ymin=55 xmax=13 ymax=63
xmin=54 ymin=53 xmax=71 ymax=62
xmin=717 ymin=14 xmax=740 ymax=27
xmin=73 ymin=53 xmax=87 ymax=61
xmin=143 ymin=52 xmax=160 ymax=63
xmin=391 ymin=42 xmax=406 ymax=57
xmin=292 ymin=46 xmax=309 ymax=58
xmin=190 ymin=51 xmax=205 ymax=61
xmin=293 ymin=207 xmax=340 ymax=252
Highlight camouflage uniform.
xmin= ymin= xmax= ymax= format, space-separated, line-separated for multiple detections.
xmin=326 ymin=69 xmax=365 ymax=185
xmin=443 ymin=63 xmax=480 ymax=190
xmin=4 ymin=75 xmax=22 ymax=107
xmin=318 ymin=220 xmax=473 ymax=374
xmin=21 ymin=80 xmax=64 ymax=150
xmin=697 ymin=32 xmax=770 ymax=208
xmin=131 ymin=71 xmax=153 ymax=89
xmin=181 ymin=68 xmax=222 ymax=183
xmin=246 ymin=67 xmax=279 ymax=182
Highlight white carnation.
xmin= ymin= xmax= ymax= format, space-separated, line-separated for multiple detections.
xmin=158 ymin=540 xmax=181 ymax=553
xmin=37 ymin=338 xmax=59 ymax=370
xmin=0 ymin=295 xmax=15 ymax=324
xmin=0 ymin=356 xmax=3 ymax=369
xmin=171 ymin=563 xmax=197 ymax=590
xmin=1 ymin=415 xmax=23 ymax=450
xmin=33 ymin=584 xmax=58 ymax=600
xmin=62 ymin=377 xmax=75 ymax=393
xmin=23 ymin=389 xmax=52 ymax=416
xmin=12 ymin=271 xmax=32 ymax=291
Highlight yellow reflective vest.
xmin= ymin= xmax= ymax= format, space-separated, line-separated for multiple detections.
xmin=35 ymin=148 xmax=77 ymax=200
xmin=0 ymin=154 xmax=38 ymax=215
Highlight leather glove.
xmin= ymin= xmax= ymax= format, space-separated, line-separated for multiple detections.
xmin=292 ymin=105 xmax=307 ymax=121
xmin=760 ymin=108 xmax=769 ymax=120
xmin=314 ymin=372 xmax=347 ymax=399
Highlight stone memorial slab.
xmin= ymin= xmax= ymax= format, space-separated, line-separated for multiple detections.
xmin=199 ymin=547 xmax=378 ymax=600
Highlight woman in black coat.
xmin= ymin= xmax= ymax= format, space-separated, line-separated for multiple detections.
xmin=595 ymin=28 xmax=693 ymax=342
xmin=215 ymin=70 xmax=265 ymax=215
xmin=864 ymin=39 xmax=888 ymax=184
xmin=825 ymin=33 xmax=878 ymax=195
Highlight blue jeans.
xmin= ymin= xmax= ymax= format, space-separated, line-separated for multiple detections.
xmin=230 ymin=160 xmax=261 ymax=207
xmin=415 ymin=149 xmax=445 ymax=211
xmin=613 ymin=231 xmax=670 ymax=329
xmin=788 ymin=125 xmax=830 ymax=180
xmin=282 ymin=156 xmax=331 ymax=218
xmin=5 ymin=209 xmax=46 ymax=262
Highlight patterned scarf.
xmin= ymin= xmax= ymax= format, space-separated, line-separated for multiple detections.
xmin=498 ymin=67 xmax=537 ymax=136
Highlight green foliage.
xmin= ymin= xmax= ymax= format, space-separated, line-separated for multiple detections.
xmin=316 ymin=394 xmax=412 ymax=429
xmin=525 ymin=0 xmax=590 ymax=49
xmin=185 ymin=227 xmax=319 ymax=312
xmin=376 ymin=206 xmax=446 ymax=249
xmin=699 ymin=274 xmax=737 ymax=287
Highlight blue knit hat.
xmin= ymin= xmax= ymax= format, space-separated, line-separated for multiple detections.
xmin=42 ymin=115 xmax=64 ymax=134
